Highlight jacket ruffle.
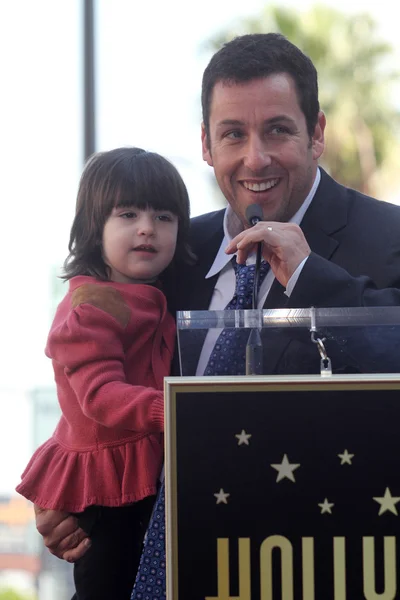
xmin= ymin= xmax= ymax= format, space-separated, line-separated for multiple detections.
xmin=16 ymin=434 xmax=163 ymax=513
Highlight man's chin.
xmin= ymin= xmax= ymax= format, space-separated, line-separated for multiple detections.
xmin=259 ymin=202 xmax=286 ymax=224
xmin=238 ymin=195 xmax=284 ymax=224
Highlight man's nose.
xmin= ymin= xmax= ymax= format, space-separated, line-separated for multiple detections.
xmin=243 ymin=136 xmax=272 ymax=172
xmin=137 ymin=214 xmax=155 ymax=235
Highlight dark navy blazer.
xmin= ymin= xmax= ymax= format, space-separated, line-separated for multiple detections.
xmin=171 ymin=169 xmax=400 ymax=375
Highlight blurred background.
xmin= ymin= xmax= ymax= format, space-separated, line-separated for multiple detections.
xmin=0 ymin=1 xmax=399 ymax=598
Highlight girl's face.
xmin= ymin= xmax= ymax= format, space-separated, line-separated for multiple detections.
xmin=102 ymin=205 xmax=178 ymax=284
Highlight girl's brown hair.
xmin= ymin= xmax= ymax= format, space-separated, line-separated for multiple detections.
xmin=63 ymin=147 xmax=195 ymax=280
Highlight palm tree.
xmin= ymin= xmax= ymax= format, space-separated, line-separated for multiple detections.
xmin=206 ymin=6 xmax=400 ymax=198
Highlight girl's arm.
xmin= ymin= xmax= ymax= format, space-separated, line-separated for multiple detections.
xmin=47 ymin=299 xmax=165 ymax=432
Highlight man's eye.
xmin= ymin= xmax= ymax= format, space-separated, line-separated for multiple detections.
xmin=226 ymin=130 xmax=243 ymax=139
xmin=270 ymin=126 xmax=290 ymax=135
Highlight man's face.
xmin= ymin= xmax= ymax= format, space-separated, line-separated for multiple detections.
xmin=202 ymin=74 xmax=325 ymax=227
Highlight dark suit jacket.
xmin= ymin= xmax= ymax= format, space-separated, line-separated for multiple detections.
xmin=173 ymin=169 xmax=400 ymax=374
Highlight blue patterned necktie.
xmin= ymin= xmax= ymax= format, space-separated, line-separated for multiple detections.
xmin=204 ymin=258 xmax=270 ymax=376
xmin=131 ymin=481 xmax=166 ymax=600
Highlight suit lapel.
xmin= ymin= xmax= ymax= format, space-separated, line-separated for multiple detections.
xmin=175 ymin=211 xmax=225 ymax=374
xmin=185 ymin=268 xmax=219 ymax=311
xmin=264 ymin=280 xmax=288 ymax=309
xmin=262 ymin=169 xmax=350 ymax=373
xmin=299 ymin=169 xmax=348 ymax=263
xmin=177 ymin=210 xmax=225 ymax=311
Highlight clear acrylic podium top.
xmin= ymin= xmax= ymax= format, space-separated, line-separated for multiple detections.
xmin=176 ymin=307 xmax=400 ymax=376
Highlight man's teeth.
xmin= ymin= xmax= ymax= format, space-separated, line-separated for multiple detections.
xmin=243 ymin=179 xmax=279 ymax=192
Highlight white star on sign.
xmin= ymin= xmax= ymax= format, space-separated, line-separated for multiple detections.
xmin=271 ymin=454 xmax=300 ymax=482
xmin=373 ymin=487 xmax=400 ymax=516
xmin=318 ymin=498 xmax=334 ymax=514
xmin=235 ymin=430 xmax=252 ymax=445
xmin=338 ymin=449 xmax=354 ymax=465
xmin=214 ymin=488 xmax=230 ymax=504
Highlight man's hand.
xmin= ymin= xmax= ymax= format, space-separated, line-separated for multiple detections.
xmin=34 ymin=505 xmax=91 ymax=562
xmin=225 ymin=222 xmax=311 ymax=288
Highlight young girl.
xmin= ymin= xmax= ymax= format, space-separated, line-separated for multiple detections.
xmin=16 ymin=147 xmax=193 ymax=600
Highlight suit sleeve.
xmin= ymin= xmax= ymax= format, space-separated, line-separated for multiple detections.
xmin=290 ymin=252 xmax=400 ymax=308
xmin=46 ymin=302 xmax=164 ymax=433
xmin=287 ymin=253 xmax=400 ymax=373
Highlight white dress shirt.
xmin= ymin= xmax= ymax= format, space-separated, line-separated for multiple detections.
xmin=195 ymin=169 xmax=321 ymax=375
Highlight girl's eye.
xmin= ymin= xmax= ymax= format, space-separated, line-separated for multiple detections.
xmin=120 ymin=211 xmax=136 ymax=219
xmin=156 ymin=214 xmax=174 ymax=222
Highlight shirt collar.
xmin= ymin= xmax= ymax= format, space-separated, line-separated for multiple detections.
xmin=206 ymin=167 xmax=321 ymax=278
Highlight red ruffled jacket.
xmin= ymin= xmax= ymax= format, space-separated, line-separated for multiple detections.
xmin=16 ymin=276 xmax=175 ymax=512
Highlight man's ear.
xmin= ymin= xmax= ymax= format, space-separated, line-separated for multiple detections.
xmin=201 ymin=123 xmax=213 ymax=166
xmin=312 ymin=111 xmax=326 ymax=160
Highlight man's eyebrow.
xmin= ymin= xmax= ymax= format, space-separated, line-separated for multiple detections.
xmin=215 ymin=119 xmax=244 ymax=128
xmin=266 ymin=115 xmax=297 ymax=125
xmin=215 ymin=115 xmax=297 ymax=128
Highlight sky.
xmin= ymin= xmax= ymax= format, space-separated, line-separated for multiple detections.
xmin=1 ymin=0 xmax=400 ymax=495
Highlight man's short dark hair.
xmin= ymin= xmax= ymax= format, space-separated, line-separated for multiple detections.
xmin=202 ymin=33 xmax=320 ymax=142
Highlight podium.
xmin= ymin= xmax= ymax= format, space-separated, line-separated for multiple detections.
xmin=165 ymin=308 xmax=400 ymax=599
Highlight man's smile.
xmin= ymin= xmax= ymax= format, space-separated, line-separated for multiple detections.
xmin=241 ymin=178 xmax=280 ymax=192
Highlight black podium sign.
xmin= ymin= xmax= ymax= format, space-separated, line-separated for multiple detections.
xmin=165 ymin=375 xmax=400 ymax=600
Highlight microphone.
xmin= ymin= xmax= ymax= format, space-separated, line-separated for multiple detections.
xmin=244 ymin=204 xmax=264 ymax=375
xmin=245 ymin=204 xmax=263 ymax=227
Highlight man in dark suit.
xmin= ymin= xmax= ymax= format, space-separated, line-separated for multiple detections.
xmin=173 ymin=32 xmax=400 ymax=377
xmin=35 ymin=31 xmax=400 ymax=563
xmin=177 ymin=169 xmax=400 ymax=376
xmin=182 ymin=170 xmax=400 ymax=313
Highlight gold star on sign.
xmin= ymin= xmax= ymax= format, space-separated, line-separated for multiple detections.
xmin=338 ymin=449 xmax=354 ymax=465
xmin=373 ymin=488 xmax=400 ymax=516
xmin=214 ymin=488 xmax=230 ymax=504
xmin=318 ymin=498 xmax=334 ymax=514
xmin=235 ymin=429 xmax=252 ymax=446
xmin=271 ymin=454 xmax=300 ymax=483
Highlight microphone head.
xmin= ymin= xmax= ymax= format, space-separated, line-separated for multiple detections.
xmin=245 ymin=204 xmax=264 ymax=226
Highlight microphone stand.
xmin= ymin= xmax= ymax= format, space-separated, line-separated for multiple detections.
xmin=243 ymin=204 xmax=265 ymax=375
xmin=245 ymin=328 xmax=263 ymax=374
xmin=252 ymin=241 xmax=263 ymax=310
xmin=245 ymin=241 xmax=264 ymax=375
xmin=245 ymin=208 xmax=264 ymax=375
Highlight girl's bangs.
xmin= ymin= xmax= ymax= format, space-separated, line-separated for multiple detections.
xmin=113 ymin=158 xmax=182 ymax=214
